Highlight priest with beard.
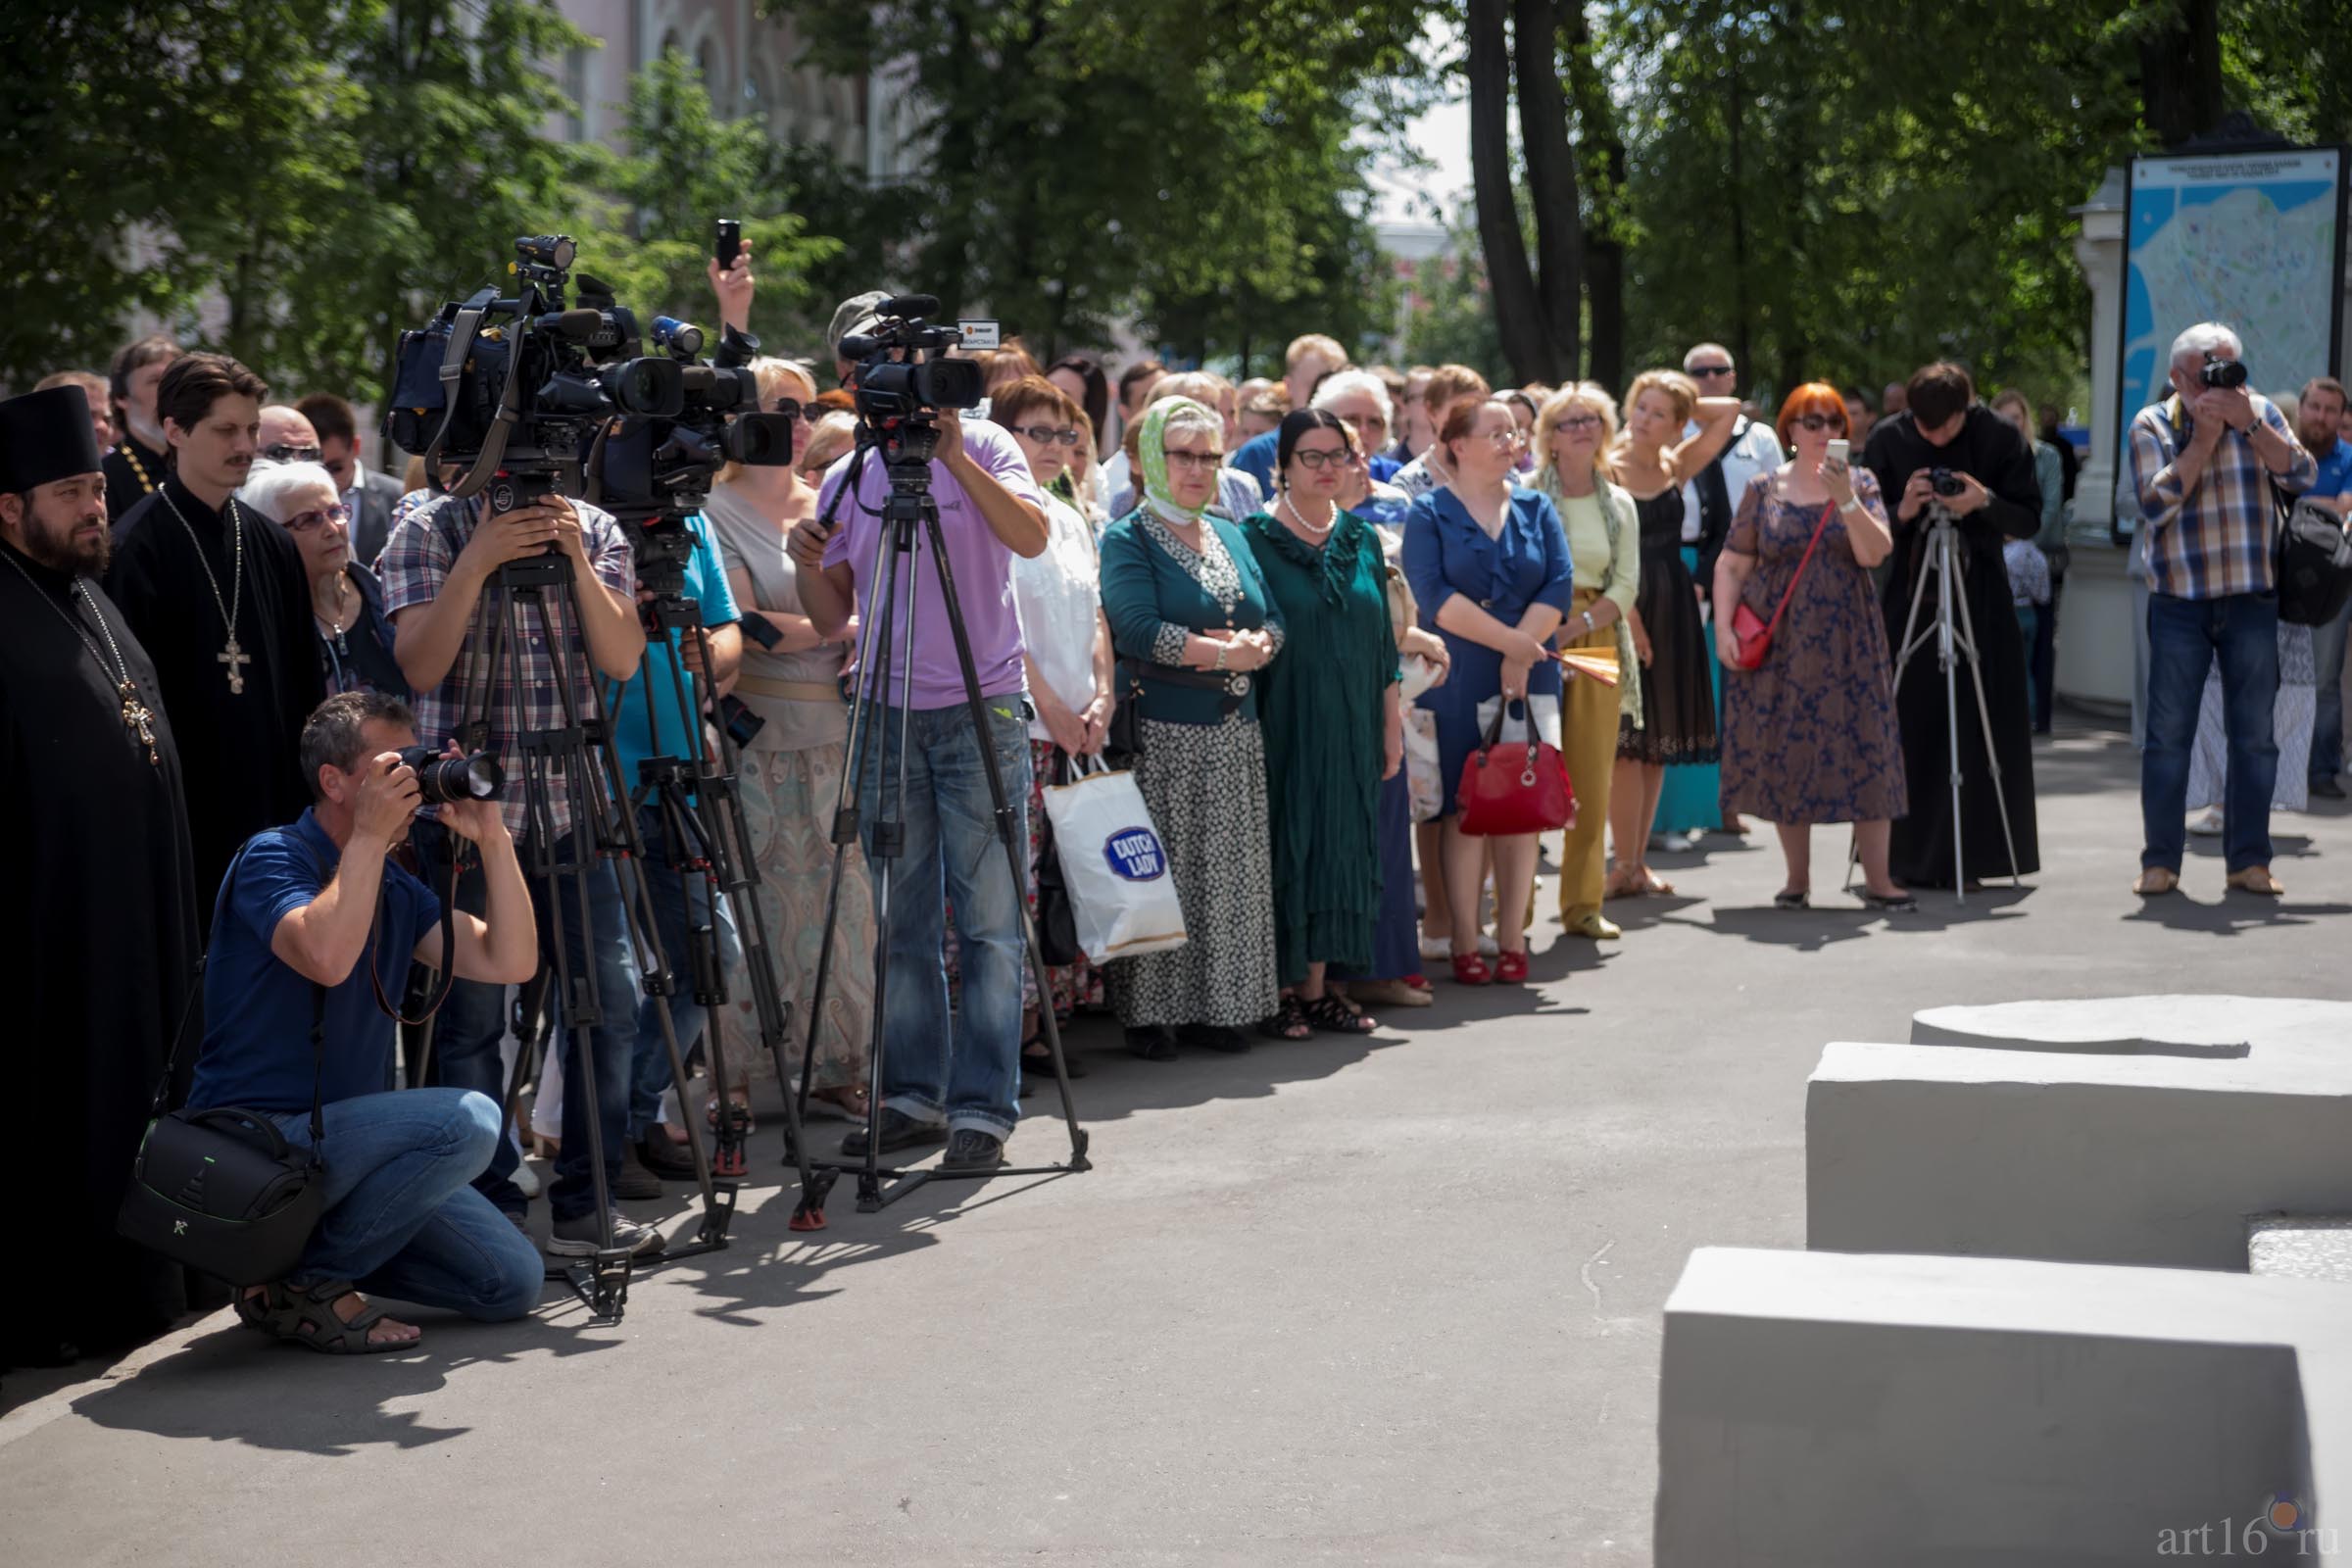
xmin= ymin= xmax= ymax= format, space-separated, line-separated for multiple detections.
xmin=1865 ymin=361 xmax=2044 ymax=890
xmin=0 ymin=384 xmax=202 ymax=1367
xmin=107 ymin=353 xmax=321 ymax=925
xmin=101 ymin=333 xmax=180 ymax=521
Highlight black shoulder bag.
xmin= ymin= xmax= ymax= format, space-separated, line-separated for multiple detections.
xmin=117 ymin=839 xmax=329 ymax=1287
xmin=2274 ymin=480 xmax=2352 ymax=628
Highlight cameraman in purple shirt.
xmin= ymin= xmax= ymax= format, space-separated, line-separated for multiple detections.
xmin=787 ymin=295 xmax=1051 ymax=1173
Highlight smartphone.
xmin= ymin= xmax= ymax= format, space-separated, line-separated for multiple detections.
xmin=1826 ymin=438 xmax=1849 ymax=466
xmin=713 ymin=218 xmax=742 ymax=270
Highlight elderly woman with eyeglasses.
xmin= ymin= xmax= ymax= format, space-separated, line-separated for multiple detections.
xmin=703 ymin=355 xmax=876 ymax=1125
xmin=240 ymin=461 xmax=410 ymax=700
xmin=1099 ymin=397 xmax=1288 ymax=1057
xmin=1403 ymin=394 xmax=1575 ymax=985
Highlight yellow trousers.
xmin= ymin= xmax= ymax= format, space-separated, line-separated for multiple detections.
xmin=1557 ymin=592 xmax=1620 ymax=919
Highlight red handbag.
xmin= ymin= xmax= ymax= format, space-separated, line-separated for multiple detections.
xmin=1731 ymin=501 xmax=1835 ymax=670
xmin=1456 ymin=699 xmax=1576 ymax=836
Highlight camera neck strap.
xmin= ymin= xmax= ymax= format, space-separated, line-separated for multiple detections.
xmin=147 ymin=832 xmax=330 ymax=1156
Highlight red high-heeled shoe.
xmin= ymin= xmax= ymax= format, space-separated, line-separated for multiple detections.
xmin=1493 ymin=949 xmax=1529 ymax=984
xmin=1450 ymin=953 xmax=1493 ymax=986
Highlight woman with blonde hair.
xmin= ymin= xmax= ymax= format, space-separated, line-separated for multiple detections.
xmin=1530 ymin=384 xmax=1641 ymax=938
xmin=703 ymin=356 xmax=875 ymax=1122
xmin=1606 ymin=368 xmax=1740 ymax=898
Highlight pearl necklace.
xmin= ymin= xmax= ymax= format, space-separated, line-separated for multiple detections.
xmin=1279 ymin=492 xmax=1336 ymax=539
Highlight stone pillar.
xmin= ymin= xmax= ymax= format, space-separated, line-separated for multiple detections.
xmin=2057 ymin=168 xmax=2133 ymax=712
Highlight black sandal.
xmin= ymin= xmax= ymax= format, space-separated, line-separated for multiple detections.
xmin=1125 ymin=1025 xmax=1178 ymax=1061
xmin=234 ymin=1281 xmax=298 ymax=1340
xmin=1257 ymin=994 xmax=1311 ymax=1041
xmin=1301 ymin=994 xmax=1376 ymax=1034
xmin=1858 ymin=890 xmax=1919 ymax=914
xmin=1773 ymin=889 xmax=1809 ymax=909
xmin=280 ymin=1279 xmax=417 ymax=1355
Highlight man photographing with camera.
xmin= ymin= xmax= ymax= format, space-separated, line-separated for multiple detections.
xmin=1863 ymin=360 xmax=2045 ymax=891
xmin=786 ymin=291 xmax=1049 ymax=1175
xmin=2127 ymin=323 xmax=2318 ymax=898
xmin=187 ymin=692 xmax=543 ymax=1352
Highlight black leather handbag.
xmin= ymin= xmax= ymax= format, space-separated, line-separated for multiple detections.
xmin=2276 ymin=488 xmax=2352 ymax=627
xmin=116 ymin=840 xmax=329 ymax=1286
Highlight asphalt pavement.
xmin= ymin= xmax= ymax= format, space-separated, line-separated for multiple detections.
xmin=4 ymin=720 xmax=2346 ymax=1565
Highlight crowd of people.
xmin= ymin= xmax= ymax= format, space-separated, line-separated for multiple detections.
xmin=8 ymin=245 xmax=2346 ymax=1362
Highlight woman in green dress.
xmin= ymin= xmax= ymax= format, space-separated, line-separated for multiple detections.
xmin=1242 ymin=409 xmax=1402 ymax=1037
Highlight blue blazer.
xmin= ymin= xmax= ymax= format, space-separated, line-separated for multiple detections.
xmin=1400 ymin=486 xmax=1575 ymax=709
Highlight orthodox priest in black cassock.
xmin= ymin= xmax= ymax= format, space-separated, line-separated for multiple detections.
xmin=0 ymin=386 xmax=201 ymax=1367
xmin=105 ymin=365 xmax=320 ymax=926
xmin=1865 ymin=395 xmax=2043 ymax=889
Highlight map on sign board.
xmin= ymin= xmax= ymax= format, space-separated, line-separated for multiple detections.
xmin=2116 ymin=147 xmax=2346 ymax=531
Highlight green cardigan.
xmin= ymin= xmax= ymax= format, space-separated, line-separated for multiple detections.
xmin=1099 ymin=509 xmax=1285 ymax=725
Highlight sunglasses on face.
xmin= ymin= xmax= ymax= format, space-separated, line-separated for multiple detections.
xmin=263 ymin=442 xmax=323 ymax=464
xmin=1161 ymin=449 xmax=1224 ymax=473
xmin=1792 ymin=414 xmax=1843 ymax=432
xmin=1016 ymin=424 xmax=1083 ymax=447
xmin=1291 ymin=447 xmax=1358 ymax=471
xmin=1689 ymin=364 xmax=1735 ymax=378
xmin=1557 ymin=414 xmax=1604 ymax=432
xmin=284 ymin=504 xmax=351 ymax=533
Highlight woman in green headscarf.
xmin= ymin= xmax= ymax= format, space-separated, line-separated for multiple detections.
xmin=1097 ymin=397 xmax=1289 ymax=1058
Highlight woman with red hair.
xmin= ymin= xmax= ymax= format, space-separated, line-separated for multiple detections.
xmin=1712 ymin=382 xmax=1913 ymax=911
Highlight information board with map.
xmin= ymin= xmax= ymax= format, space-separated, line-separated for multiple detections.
xmin=2117 ymin=147 xmax=2346 ymax=530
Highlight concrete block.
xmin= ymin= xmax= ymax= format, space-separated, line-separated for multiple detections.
xmin=2252 ymin=1217 xmax=2352 ymax=1283
xmin=1910 ymin=994 xmax=2352 ymax=1058
xmin=1656 ymin=1248 xmax=2352 ymax=1566
xmin=1808 ymin=1039 xmax=2352 ymax=1268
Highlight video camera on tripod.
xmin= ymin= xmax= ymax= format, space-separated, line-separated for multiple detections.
xmin=380 ymin=233 xmax=684 ymax=509
xmin=839 ymin=295 xmax=990 ymax=461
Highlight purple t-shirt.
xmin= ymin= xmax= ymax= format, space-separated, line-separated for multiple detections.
xmin=819 ymin=419 xmax=1043 ymax=710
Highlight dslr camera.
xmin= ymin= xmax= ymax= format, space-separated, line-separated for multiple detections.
xmin=2200 ymin=352 xmax=2249 ymax=390
xmin=393 ymin=745 xmax=504 ymax=805
xmin=382 ymin=234 xmax=684 ymax=510
xmin=1928 ymin=467 xmax=1968 ymax=497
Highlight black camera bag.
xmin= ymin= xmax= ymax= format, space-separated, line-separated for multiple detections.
xmin=2275 ymin=486 xmax=2352 ymax=628
xmin=117 ymin=839 xmax=329 ymax=1287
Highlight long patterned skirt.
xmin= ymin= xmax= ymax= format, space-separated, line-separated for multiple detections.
xmin=1109 ymin=715 xmax=1281 ymax=1029
xmin=717 ymin=741 xmax=875 ymax=1093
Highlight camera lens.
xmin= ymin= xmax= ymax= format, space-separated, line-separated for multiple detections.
xmin=396 ymin=746 xmax=505 ymax=805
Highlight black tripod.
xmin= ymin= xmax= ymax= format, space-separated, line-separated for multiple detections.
xmin=464 ymin=545 xmax=743 ymax=1319
xmin=1856 ymin=503 xmax=2024 ymax=904
xmin=607 ymin=552 xmax=821 ymax=1228
xmin=795 ymin=422 xmax=1090 ymax=1217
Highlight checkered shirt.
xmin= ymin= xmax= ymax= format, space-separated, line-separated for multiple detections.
xmin=2129 ymin=392 xmax=2317 ymax=601
xmin=377 ymin=492 xmax=637 ymax=843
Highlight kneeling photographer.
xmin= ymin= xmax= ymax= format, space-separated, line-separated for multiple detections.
xmin=188 ymin=693 xmax=542 ymax=1352
xmin=1862 ymin=361 xmax=2045 ymax=891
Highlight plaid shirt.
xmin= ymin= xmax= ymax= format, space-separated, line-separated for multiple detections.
xmin=377 ymin=493 xmax=637 ymax=843
xmin=2129 ymin=392 xmax=2317 ymax=600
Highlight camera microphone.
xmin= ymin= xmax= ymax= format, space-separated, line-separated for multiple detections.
xmin=881 ymin=294 xmax=940 ymax=318
xmin=537 ymin=309 xmax=608 ymax=342
xmin=652 ymin=316 xmax=706 ymax=356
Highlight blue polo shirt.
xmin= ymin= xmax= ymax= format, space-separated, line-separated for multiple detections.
xmin=606 ymin=513 xmax=740 ymax=798
xmin=2312 ymin=435 xmax=2352 ymax=504
xmin=190 ymin=810 xmax=443 ymax=1114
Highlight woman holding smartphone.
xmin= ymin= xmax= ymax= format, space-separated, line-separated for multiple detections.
xmin=1712 ymin=382 xmax=1912 ymax=912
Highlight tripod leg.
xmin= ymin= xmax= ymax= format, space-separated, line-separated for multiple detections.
xmin=1936 ymin=532 xmax=1968 ymax=904
xmin=1945 ymin=565 xmax=2026 ymax=887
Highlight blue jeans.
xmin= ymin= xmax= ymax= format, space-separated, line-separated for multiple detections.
xmin=2309 ymin=595 xmax=2351 ymax=784
xmin=854 ymin=700 xmax=1031 ymax=1138
xmin=628 ymin=802 xmax=742 ymax=1141
xmin=2142 ymin=591 xmax=2280 ymax=874
xmin=416 ymin=818 xmax=642 ymax=1223
xmin=272 ymin=1089 xmax=542 ymax=1320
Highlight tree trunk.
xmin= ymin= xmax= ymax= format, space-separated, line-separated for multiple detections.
xmin=1565 ymin=2 xmax=1622 ymax=391
xmin=1514 ymin=0 xmax=1580 ymax=381
xmin=1467 ymin=0 xmax=1555 ymax=384
xmin=2141 ymin=0 xmax=2225 ymax=147
xmin=1724 ymin=21 xmax=1754 ymax=385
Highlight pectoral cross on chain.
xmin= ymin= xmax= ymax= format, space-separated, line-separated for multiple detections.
xmin=219 ymin=637 xmax=251 ymax=694
xmin=119 ymin=682 xmax=160 ymax=765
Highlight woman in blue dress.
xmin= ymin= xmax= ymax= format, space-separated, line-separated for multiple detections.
xmin=1401 ymin=395 xmax=1576 ymax=986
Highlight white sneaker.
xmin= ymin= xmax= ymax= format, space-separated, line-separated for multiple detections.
xmin=1419 ymin=935 xmax=1453 ymax=961
xmin=2187 ymin=808 xmax=2225 ymax=837
xmin=547 ymin=1208 xmax=665 ymax=1258
xmin=514 ymin=1158 xmax=543 ymax=1200
xmin=1653 ymin=830 xmax=1697 ymax=854
xmin=1477 ymin=934 xmax=1499 ymax=957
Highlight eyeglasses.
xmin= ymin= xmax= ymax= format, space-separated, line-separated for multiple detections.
xmin=1160 ymin=449 xmax=1224 ymax=473
xmin=1791 ymin=414 xmax=1844 ymax=432
xmin=1291 ymin=448 xmax=1358 ymax=470
xmin=283 ymin=504 xmax=351 ymax=533
xmin=1017 ymin=425 xmax=1084 ymax=447
xmin=1688 ymin=364 xmax=1735 ymax=379
xmin=1481 ymin=427 xmax=1526 ymax=446
xmin=1556 ymin=413 xmax=1604 ymax=432
xmin=262 ymin=442 xmax=323 ymax=464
